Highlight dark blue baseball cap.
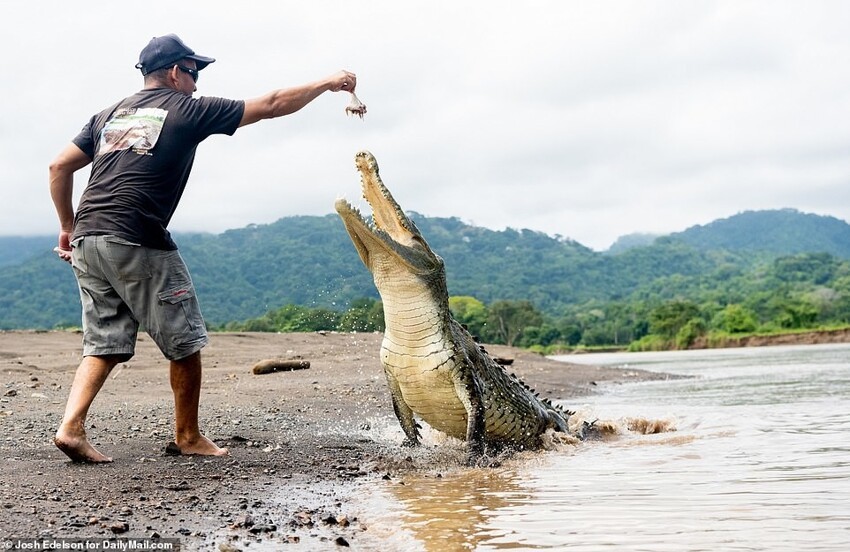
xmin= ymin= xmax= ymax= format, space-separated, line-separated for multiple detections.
xmin=135 ymin=34 xmax=215 ymax=75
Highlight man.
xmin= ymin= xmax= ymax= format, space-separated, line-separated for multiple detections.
xmin=49 ymin=34 xmax=357 ymax=463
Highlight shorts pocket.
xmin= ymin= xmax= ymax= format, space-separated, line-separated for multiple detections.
xmin=70 ymin=237 xmax=86 ymax=272
xmin=104 ymin=235 xmax=152 ymax=280
xmin=158 ymin=285 xmax=196 ymax=306
xmin=156 ymin=284 xmax=203 ymax=335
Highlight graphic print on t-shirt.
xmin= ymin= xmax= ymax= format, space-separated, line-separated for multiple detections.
xmin=98 ymin=107 xmax=168 ymax=156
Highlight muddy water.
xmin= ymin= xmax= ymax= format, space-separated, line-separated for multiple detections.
xmin=356 ymin=343 xmax=850 ymax=551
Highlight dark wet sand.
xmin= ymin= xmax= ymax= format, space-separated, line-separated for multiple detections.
xmin=0 ymin=330 xmax=668 ymax=550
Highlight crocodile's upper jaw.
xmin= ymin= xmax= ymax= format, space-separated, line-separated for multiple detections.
xmin=335 ymin=151 xmax=441 ymax=278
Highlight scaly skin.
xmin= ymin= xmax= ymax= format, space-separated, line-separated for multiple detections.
xmin=335 ymin=151 xmax=576 ymax=455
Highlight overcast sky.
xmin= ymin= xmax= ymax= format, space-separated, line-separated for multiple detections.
xmin=3 ymin=1 xmax=848 ymax=251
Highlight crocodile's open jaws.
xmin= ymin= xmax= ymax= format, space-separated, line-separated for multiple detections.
xmin=335 ymin=151 xmax=578 ymax=457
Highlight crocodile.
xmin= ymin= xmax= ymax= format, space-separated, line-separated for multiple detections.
xmin=335 ymin=151 xmax=578 ymax=456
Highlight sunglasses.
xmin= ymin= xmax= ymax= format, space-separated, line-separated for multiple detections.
xmin=175 ymin=65 xmax=199 ymax=83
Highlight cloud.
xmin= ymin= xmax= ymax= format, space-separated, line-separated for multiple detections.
xmin=3 ymin=0 xmax=849 ymax=251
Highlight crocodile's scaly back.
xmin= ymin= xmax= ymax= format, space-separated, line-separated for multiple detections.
xmin=335 ymin=151 xmax=573 ymax=454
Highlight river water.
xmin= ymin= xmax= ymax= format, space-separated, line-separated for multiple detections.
xmin=355 ymin=343 xmax=850 ymax=551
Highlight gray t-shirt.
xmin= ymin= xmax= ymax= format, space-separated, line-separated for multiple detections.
xmin=72 ymin=88 xmax=244 ymax=250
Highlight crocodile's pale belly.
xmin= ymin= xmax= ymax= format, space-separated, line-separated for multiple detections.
xmin=381 ymin=341 xmax=469 ymax=439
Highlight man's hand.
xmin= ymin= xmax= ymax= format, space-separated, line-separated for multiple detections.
xmin=54 ymin=231 xmax=72 ymax=263
xmin=331 ymin=70 xmax=357 ymax=93
xmin=53 ymin=247 xmax=72 ymax=263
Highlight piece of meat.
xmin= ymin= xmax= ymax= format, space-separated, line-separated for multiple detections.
xmin=345 ymin=93 xmax=367 ymax=119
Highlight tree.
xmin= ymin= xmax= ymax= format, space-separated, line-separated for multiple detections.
xmin=339 ymin=298 xmax=384 ymax=332
xmin=774 ymin=299 xmax=818 ymax=329
xmin=297 ymin=308 xmax=342 ymax=331
xmin=517 ymin=324 xmax=561 ymax=348
xmin=267 ymin=304 xmax=312 ymax=332
xmin=555 ymin=320 xmax=583 ymax=346
xmin=649 ymin=300 xmax=700 ymax=339
xmin=676 ymin=318 xmax=706 ymax=349
xmin=449 ymin=296 xmax=488 ymax=338
xmin=713 ymin=304 xmax=758 ymax=333
xmin=486 ymin=300 xmax=544 ymax=346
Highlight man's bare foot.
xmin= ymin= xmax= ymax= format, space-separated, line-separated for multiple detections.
xmin=54 ymin=430 xmax=113 ymax=463
xmin=167 ymin=434 xmax=229 ymax=457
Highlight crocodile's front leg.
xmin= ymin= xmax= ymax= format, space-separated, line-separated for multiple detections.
xmin=452 ymin=366 xmax=486 ymax=459
xmin=384 ymin=370 xmax=421 ymax=446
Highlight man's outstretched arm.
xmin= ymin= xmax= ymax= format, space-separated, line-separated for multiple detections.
xmin=239 ymin=70 xmax=356 ymax=128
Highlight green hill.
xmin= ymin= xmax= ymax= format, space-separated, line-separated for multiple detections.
xmin=1 ymin=209 xmax=849 ymax=330
xmin=672 ymin=209 xmax=850 ymax=258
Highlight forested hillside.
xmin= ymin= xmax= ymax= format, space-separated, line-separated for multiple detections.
xmin=672 ymin=209 xmax=850 ymax=258
xmin=1 ymin=209 xmax=849 ymax=346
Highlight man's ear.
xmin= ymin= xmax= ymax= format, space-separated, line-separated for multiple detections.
xmin=167 ymin=65 xmax=180 ymax=86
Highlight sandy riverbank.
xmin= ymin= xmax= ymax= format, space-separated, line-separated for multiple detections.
xmin=0 ymin=330 xmax=668 ymax=550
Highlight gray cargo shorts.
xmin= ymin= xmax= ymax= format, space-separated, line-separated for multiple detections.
xmin=70 ymin=235 xmax=208 ymax=361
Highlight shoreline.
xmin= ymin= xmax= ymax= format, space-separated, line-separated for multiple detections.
xmin=556 ymin=327 xmax=850 ymax=355
xmin=690 ymin=326 xmax=850 ymax=349
xmin=0 ymin=330 xmax=672 ymax=550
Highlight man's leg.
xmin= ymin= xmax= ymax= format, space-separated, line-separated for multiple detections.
xmin=170 ymin=351 xmax=228 ymax=456
xmin=54 ymin=355 xmax=121 ymax=463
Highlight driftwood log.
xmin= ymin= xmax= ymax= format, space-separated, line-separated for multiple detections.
xmin=252 ymin=359 xmax=311 ymax=375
